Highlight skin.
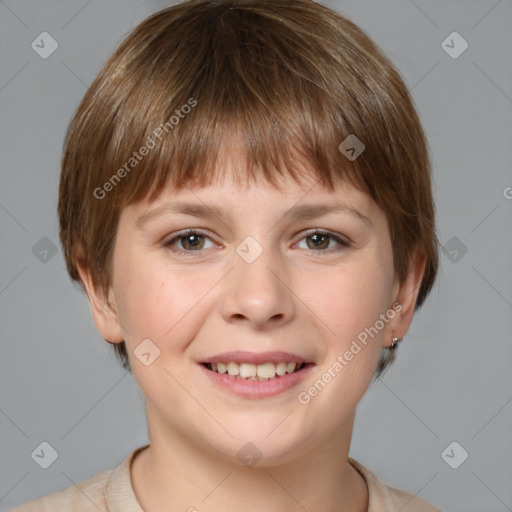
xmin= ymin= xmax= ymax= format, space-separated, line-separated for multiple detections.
xmin=77 ymin=146 xmax=426 ymax=512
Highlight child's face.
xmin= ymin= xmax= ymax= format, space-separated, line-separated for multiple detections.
xmin=90 ymin=147 xmax=415 ymax=463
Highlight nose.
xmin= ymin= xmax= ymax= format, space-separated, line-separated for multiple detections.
xmin=221 ymin=242 xmax=296 ymax=330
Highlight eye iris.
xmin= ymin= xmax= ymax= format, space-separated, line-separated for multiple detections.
xmin=175 ymin=232 xmax=336 ymax=251
xmin=182 ymin=233 xmax=203 ymax=250
xmin=307 ymin=233 xmax=329 ymax=250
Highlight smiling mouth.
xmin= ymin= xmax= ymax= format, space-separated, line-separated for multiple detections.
xmin=201 ymin=361 xmax=312 ymax=381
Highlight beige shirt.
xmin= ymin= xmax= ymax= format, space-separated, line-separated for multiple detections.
xmin=11 ymin=445 xmax=441 ymax=511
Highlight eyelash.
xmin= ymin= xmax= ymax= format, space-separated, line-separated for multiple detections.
xmin=163 ymin=228 xmax=351 ymax=256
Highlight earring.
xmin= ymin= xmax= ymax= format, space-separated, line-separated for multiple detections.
xmin=389 ymin=337 xmax=403 ymax=350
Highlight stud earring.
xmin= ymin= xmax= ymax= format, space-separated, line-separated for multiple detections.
xmin=389 ymin=337 xmax=403 ymax=350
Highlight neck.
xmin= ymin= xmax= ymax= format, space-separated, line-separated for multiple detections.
xmin=131 ymin=406 xmax=368 ymax=512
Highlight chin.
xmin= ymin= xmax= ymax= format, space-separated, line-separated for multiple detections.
xmin=206 ymin=416 xmax=314 ymax=468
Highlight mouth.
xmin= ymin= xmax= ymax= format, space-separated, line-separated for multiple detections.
xmin=201 ymin=360 xmax=312 ymax=381
xmin=198 ymin=351 xmax=315 ymax=397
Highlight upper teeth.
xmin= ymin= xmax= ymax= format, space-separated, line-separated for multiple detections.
xmin=210 ymin=361 xmax=300 ymax=380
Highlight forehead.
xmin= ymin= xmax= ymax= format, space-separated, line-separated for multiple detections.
xmin=139 ymin=137 xmax=372 ymax=211
xmin=128 ymin=169 xmax=380 ymax=236
xmin=119 ymin=136 xmax=385 ymax=234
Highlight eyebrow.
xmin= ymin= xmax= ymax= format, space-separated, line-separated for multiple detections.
xmin=136 ymin=201 xmax=373 ymax=229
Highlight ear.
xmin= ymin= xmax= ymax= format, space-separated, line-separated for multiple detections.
xmin=75 ymin=246 xmax=124 ymax=344
xmin=384 ymin=248 xmax=427 ymax=348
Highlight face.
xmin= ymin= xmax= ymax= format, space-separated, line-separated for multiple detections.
xmin=83 ymin=150 xmax=423 ymax=466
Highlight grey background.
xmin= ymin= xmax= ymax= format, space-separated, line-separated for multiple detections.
xmin=1 ymin=1 xmax=511 ymax=511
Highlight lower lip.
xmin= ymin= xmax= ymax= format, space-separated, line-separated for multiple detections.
xmin=199 ymin=364 xmax=314 ymax=399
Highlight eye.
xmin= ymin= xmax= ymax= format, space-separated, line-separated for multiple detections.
xmin=164 ymin=229 xmax=216 ymax=253
xmin=163 ymin=228 xmax=351 ymax=256
xmin=296 ymin=230 xmax=351 ymax=252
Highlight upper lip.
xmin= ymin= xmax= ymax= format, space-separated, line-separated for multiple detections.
xmin=199 ymin=351 xmax=312 ymax=365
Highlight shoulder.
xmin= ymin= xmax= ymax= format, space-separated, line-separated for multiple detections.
xmin=9 ymin=468 xmax=113 ymax=512
xmin=9 ymin=446 xmax=147 ymax=512
xmin=348 ymin=457 xmax=442 ymax=512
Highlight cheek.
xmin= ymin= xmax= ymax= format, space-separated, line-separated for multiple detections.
xmin=294 ymin=262 xmax=392 ymax=418
xmin=112 ymin=255 xmax=217 ymax=350
xmin=303 ymin=256 xmax=393 ymax=350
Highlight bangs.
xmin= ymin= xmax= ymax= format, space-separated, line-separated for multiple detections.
xmin=97 ymin=2 xmax=376 ymax=207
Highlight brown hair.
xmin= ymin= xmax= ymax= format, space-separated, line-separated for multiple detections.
xmin=59 ymin=0 xmax=439 ymax=376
